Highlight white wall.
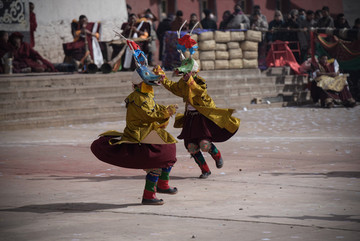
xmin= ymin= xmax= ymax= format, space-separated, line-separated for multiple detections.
xmin=31 ymin=0 xmax=128 ymax=63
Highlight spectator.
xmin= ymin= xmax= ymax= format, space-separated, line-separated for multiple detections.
xmin=29 ymin=2 xmax=37 ymax=48
xmin=219 ymin=10 xmax=231 ymax=30
xmin=298 ymin=10 xmax=316 ymax=61
xmin=317 ymin=6 xmax=334 ymax=28
xmin=63 ymin=15 xmax=103 ymax=71
xmin=121 ymin=14 xmax=149 ymax=39
xmin=0 ymin=31 xmax=10 ymax=54
xmin=8 ymin=32 xmax=56 ymax=73
xmin=251 ymin=10 xmax=268 ymax=69
xmin=144 ymin=12 xmax=158 ymax=66
xmin=314 ymin=10 xmax=323 ymax=24
xmin=266 ymin=10 xmax=285 ymax=43
xmin=143 ymin=8 xmax=158 ymax=23
xmin=310 ymin=55 xmax=356 ymax=108
xmin=171 ymin=10 xmax=188 ymax=31
xmin=156 ymin=13 xmax=173 ymax=61
xmin=189 ymin=13 xmax=202 ymax=30
xmin=353 ymin=18 xmax=360 ymax=29
xmin=283 ymin=9 xmax=301 ymax=63
xmin=298 ymin=8 xmax=306 ymax=22
xmin=226 ymin=4 xmax=250 ymax=29
xmin=334 ymin=13 xmax=351 ymax=29
xmin=126 ymin=4 xmax=132 ymax=21
xmin=200 ymin=9 xmax=217 ymax=30
xmin=0 ymin=31 xmax=11 ymax=74
xmin=251 ymin=5 xmax=267 ymax=23
xmin=251 ymin=11 xmax=268 ymax=34
xmin=121 ymin=13 xmax=151 ymax=70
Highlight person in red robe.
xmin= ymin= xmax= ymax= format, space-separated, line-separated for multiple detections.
xmin=310 ymin=55 xmax=356 ymax=108
xmin=63 ymin=15 xmax=101 ymax=67
xmin=29 ymin=2 xmax=37 ymax=48
xmin=0 ymin=31 xmax=11 ymax=74
xmin=120 ymin=13 xmax=151 ymax=70
xmin=8 ymin=32 xmax=56 ymax=73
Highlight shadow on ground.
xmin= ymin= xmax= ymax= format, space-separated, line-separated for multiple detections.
xmin=27 ymin=175 xmax=190 ymax=182
xmin=0 ymin=202 xmax=141 ymax=213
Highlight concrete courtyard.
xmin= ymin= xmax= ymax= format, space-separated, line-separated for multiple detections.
xmin=0 ymin=105 xmax=359 ymax=241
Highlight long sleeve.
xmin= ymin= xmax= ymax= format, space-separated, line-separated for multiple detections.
xmin=162 ymin=76 xmax=186 ymax=98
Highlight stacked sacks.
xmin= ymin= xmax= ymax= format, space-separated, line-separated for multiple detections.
xmin=242 ymin=30 xmax=261 ymax=69
xmin=228 ymin=31 xmax=244 ymax=69
xmin=195 ymin=30 xmax=262 ymax=70
xmin=198 ymin=31 xmax=215 ymax=70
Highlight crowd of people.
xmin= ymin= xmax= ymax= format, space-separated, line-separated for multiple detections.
xmin=1 ymin=3 xmax=359 ymax=105
xmin=139 ymin=4 xmax=359 ymax=106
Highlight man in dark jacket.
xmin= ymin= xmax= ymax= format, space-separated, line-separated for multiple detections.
xmin=156 ymin=14 xmax=173 ymax=61
xmin=200 ymin=9 xmax=217 ymax=30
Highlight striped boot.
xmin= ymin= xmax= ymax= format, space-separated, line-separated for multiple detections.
xmin=142 ymin=169 xmax=164 ymax=205
xmin=192 ymin=151 xmax=211 ymax=179
xmin=157 ymin=167 xmax=178 ymax=194
xmin=209 ymin=143 xmax=223 ymax=168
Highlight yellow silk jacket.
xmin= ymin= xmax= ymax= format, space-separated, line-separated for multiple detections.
xmin=100 ymin=89 xmax=177 ymax=145
xmin=161 ymin=74 xmax=240 ymax=133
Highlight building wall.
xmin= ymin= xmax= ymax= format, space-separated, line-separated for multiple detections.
xmin=126 ymin=0 xmax=347 ymax=29
xmin=30 ymin=0 xmax=127 ymax=63
xmin=342 ymin=0 xmax=360 ymax=27
xmin=27 ymin=0 xmax=353 ymax=64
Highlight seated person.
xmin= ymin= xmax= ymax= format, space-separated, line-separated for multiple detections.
xmin=0 ymin=30 xmax=11 ymax=73
xmin=63 ymin=15 xmax=103 ymax=69
xmin=310 ymin=55 xmax=356 ymax=108
xmin=8 ymin=32 xmax=56 ymax=73
xmin=121 ymin=13 xmax=151 ymax=70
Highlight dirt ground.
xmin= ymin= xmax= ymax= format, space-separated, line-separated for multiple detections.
xmin=0 ymin=105 xmax=359 ymax=241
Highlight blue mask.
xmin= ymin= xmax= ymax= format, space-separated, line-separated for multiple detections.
xmin=136 ymin=66 xmax=160 ymax=86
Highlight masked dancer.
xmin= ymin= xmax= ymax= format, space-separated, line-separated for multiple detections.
xmin=154 ymin=22 xmax=240 ymax=179
xmin=91 ymin=36 xmax=178 ymax=205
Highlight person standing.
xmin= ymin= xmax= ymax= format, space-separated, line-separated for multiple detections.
xmin=189 ymin=13 xmax=202 ymax=30
xmin=29 ymin=2 xmax=37 ymax=48
xmin=219 ymin=10 xmax=231 ymax=30
xmin=226 ymin=4 xmax=250 ymax=29
xmin=317 ymin=6 xmax=334 ymax=28
xmin=156 ymin=13 xmax=173 ymax=61
xmin=334 ymin=13 xmax=351 ymax=29
xmin=298 ymin=10 xmax=316 ymax=61
xmin=200 ymin=9 xmax=217 ymax=30
xmin=171 ymin=10 xmax=188 ymax=31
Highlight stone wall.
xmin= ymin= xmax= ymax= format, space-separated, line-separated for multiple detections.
xmin=30 ymin=0 xmax=128 ymax=63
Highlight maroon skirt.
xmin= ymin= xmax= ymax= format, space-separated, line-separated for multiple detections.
xmin=177 ymin=111 xmax=237 ymax=147
xmin=91 ymin=136 xmax=177 ymax=169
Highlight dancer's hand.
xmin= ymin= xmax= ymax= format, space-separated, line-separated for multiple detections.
xmin=167 ymin=104 xmax=178 ymax=116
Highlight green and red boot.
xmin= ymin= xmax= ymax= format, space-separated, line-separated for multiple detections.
xmin=192 ymin=151 xmax=211 ymax=179
xmin=157 ymin=167 xmax=178 ymax=194
xmin=142 ymin=170 xmax=164 ymax=205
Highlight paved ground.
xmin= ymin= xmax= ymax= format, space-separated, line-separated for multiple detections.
xmin=0 ymin=105 xmax=359 ymax=241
